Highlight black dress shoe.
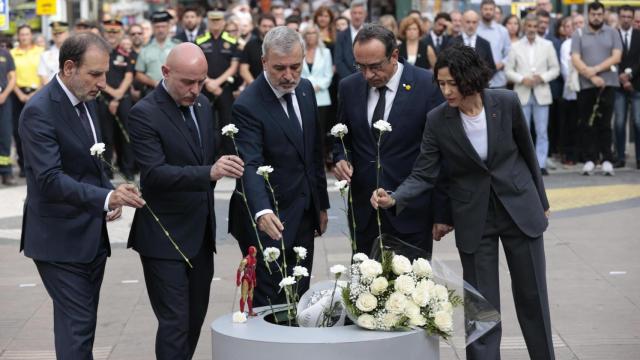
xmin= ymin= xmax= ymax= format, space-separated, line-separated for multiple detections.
xmin=18 ymin=170 xmax=25 ymax=178
xmin=540 ymin=168 xmax=549 ymax=176
xmin=613 ymin=160 xmax=626 ymax=168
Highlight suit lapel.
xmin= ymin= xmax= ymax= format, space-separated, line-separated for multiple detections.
xmin=445 ymin=105 xmax=488 ymax=170
xmin=193 ymin=99 xmax=209 ymax=163
xmin=482 ymin=90 xmax=501 ymax=166
xmin=296 ymin=84 xmax=314 ymax=162
xmin=155 ymin=85 xmax=203 ymax=163
xmin=384 ymin=64 xmax=413 ymax=148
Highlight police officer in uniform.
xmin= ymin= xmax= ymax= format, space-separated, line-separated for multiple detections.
xmin=99 ymin=19 xmax=136 ymax=180
xmin=38 ymin=21 xmax=69 ymax=85
xmin=135 ymin=11 xmax=180 ymax=93
xmin=197 ymin=10 xmax=240 ymax=155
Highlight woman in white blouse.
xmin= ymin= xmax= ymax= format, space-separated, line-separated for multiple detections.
xmin=301 ymin=25 xmax=334 ymax=163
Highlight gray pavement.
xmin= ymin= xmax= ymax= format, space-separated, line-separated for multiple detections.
xmin=0 ymin=168 xmax=639 ymax=359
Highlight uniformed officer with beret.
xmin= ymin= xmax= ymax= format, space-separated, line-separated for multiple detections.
xmin=38 ymin=21 xmax=69 ymax=84
xmin=197 ymin=10 xmax=240 ymax=154
xmin=99 ymin=19 xmax=136 ymax=180
xmin=135 ymin=11 xmax=180 ymax=91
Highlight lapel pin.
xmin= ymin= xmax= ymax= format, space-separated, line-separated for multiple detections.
xmin=197 ymin=102 xmax=202 ymax=107
xmin=492 ymin=113 xmax=496 ymax=118
xmin=403 ymin=83 xmax=411 ymax=91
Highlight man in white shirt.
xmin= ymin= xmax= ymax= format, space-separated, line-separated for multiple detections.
xmin=506 ymin=14 xmax=560 ymax=175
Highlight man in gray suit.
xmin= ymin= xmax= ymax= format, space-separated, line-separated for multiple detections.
xmin=373 ymin=44 xmax=554 ymax=360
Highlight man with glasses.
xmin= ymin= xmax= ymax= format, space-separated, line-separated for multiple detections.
xmin=98 ymin=19 xmax=136 ymax=180
xmin=332 ymin=24 xmax=450 ymax=259
xmin=38 ymin=21 xmax=69 ymax=84
xmin=127 ymin=24 xmax=145 ymax=103
xmin=572 ymin=1 xmax=622 ymax=175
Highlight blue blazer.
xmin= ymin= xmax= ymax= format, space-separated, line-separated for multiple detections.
xmin=127 ymin=84 xmax=217 ymax=259
xmin=334 ymin=28 xmax=356 ymax=80
xmin=228 ymin=74 xmax=330 ymax=247
xmin=19 ymin=79 xmax=113 ymax=263
xmin=334 ymin=63 xmax=450 ymax=234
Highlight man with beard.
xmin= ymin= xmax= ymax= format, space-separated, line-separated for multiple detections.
xmin=477 ymin=0 xmax=510 ymax=89
xmin=451 ymin=10 xmax=497 ymax=77
xmin=229 ymin=27 xmax=329 ymax=307
xmin=424 ymin=12 xmax=451 ymax=55
xmin=239 ymin=14 xmax=276 ymax=85
xmin=174 ymin=6 xmax=205 ymax=43
xmin=571 ymin=1 xmax=622 ymax=176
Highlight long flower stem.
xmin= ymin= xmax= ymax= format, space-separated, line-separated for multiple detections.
xmin=265 ymin=177 xmax=287 ymax=275
xmin=375 ymin=134 xmax=384 ymax=255
xmin=231 ymin=137 xmax=271 ymax=274
xmin=322 ymin=278 xmax=339 ymax=327
xmin=340 ymin=138 xmax=357 ymax=253
xmin=98 ymin=156 xmax=192 ymax=268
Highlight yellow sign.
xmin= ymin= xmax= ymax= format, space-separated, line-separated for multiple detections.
xmin=36 ymin=0 xmax=56 ymax=16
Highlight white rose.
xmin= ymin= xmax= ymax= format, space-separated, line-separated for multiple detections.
xmin=232 ymin=311 xmax=247 ymax=323
xmin=221 ymin=124 xmax=239 ymax=137
xmin=359 ymin=259 xmax=383 ymax=280
xmin=256 ymin=165 xmax=274 ymax=177
xmin=412 ymin=258 xmax=432 ymax=278
xmin=330 ymin=264 xmax=347 ymax=276
xmin=385 ymin=292 xmax=407 ymax=313
xmin=409 ymin=314 xmax=427 ymax=327
xmin=381 ymin=312 xmax=400 ymax=329
xmin=369 ymin=277 xmax=388 ymax=296
xmin=431 ymin=284 xmax=449 ymax=302
xmin=330 ymin=123 xmax=349 ymax=138
xmin=394 ymin=274 xmax=415 ymax=295
xmin=391 ymin=255 xmax=412 ymax=275
xmin=357 ymin=314 xmax=377 ymax=330
xmin=404 ymin=299 xmax=421 ymax=318
xmin=438 ymin=301 xmax=454 ymax=315
xmin=352 ymin=253 xmax=368 ymax=263
xmin=89 ymin=142 xmax=106 ymax=156
xmin=279 ymin=276 xmax=296 ymax=288
xmin=293 ymin=246 xmax=307 ymax=260
xmin=373 ymin=120 xmax=392 ymax=133
xmin=263 ymin=247 xmax=280 ymax=262
xmin=411 ymin=284 xmax=430 ymax=307
xmin=292 ymin=266 xmax=309 ymax=278
xmin=434 ymin=310 xmax=453 ymax=333
xmin=355 ymin=292 xmax=378 ymax=312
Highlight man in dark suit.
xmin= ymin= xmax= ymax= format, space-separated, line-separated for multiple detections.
xmin=451 ymin=10 xmax=497 ymax=77
xmin=423 ymin=12 xmax=451 ymax=55
xmin=127 ymin=43 xmax=244 ymax=359
xmin=229 ymin=26 xmax=330 ymax=307
xmin=334 ymin=0 xmax=367 ymax=81
xmin=18 ymin=33 xmax=145 ymax=359
xmin=173 ymin=6 xmax=206 ymax=43
xmin=374 ymin=44 xmax=554 ymax=360
xmin=333 ymin=24 xmax=450 ymax=259
xmin=614 ymin=5 xmax=640 ymax=169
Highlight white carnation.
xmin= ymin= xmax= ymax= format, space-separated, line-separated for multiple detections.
xmin=89 ymin=142 xmax=106 ymax=156
xmin=394 ymin=274 xmax=415 ymax=295
xmin=373 ymin=120 xmax=392 ymax=132
xmin=232 ymin=311 xmax=247 ymax=323
xmin=333 ymin=180 xmax=349 ymax=193
xmin=330 ymin=123 xmax=349 ymax=138
xmin=385 ymin=292 xmax=407 ymax=313
xmin=279 ymin=276 xmax=296 ymax=288
xmin=359 ymin=259 xmax=383 ymax=280
xmin=391 ymin=255 xmax=412 ymax=275
xmin=330 ymin=264 xmax=347 ymax=276
xmin=412 ymin=258 xmax=432 ymax=278
xmin=293 ymin=246 xmax=307 ymax=260
xmin=381 ymin=312 xmax=400 ymax=329
xmin=408 ymin=314 xmax=427 ymax=327
xmin=411 ymin=283 xmax=430 ymax=307
xmin=404 ymin=299 xmax=421 ymax=318
xmin=256 ymin=165 xmax=274 ymax=177
xmin=431 ymin=284 xmax=450 ymax=302
xmin=352 ymin=253 xmax=368 ymax=262
xmin=369 ymin=277 xmax=388 ymax=296
xmin=434 ymin=310 xmax=453 ymax=332
xmin=438 ymin=301 xmax=454 ymax=315
xmin=221 ymin=124 xmax=239 ymax=136
xmin=357 ymin=314 xmax=376 ymax=329
xmin=263 ymin=247 xmax=280 ymax=262
xmin=355 ymin=292 xmax=378 ymax=312
xmin=292 ymin=266 xmax=309 ymax=277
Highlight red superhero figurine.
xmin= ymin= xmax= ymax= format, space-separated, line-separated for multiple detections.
xmin=236 ymin=246 xmax=258 ymax=316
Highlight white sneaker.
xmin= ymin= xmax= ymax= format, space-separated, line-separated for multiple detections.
xmin=546 ymin=158 xmax=558 ymax=170
xmin=582 ymin=161 xmax=595 ymax=175
xmin=602 ymin=161 xmax=615 ymax=176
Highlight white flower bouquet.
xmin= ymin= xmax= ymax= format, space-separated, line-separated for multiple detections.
xmin=342 ymin=252 xmax=462 ymax=336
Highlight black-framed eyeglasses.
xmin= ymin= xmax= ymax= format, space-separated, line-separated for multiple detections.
xmin=354 ymin=57 xmax=391 ymax=73
xmin=129 ymin=32 xmax=143 ymax=36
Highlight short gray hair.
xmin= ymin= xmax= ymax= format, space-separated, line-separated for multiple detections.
xmin=351 ymin=0 xmax=367 ymax=11
xmin=262 ymin=26 xmax=306 ymax=57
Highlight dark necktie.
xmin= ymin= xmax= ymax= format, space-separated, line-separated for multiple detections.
xmin=283 ymin=93 xmax=302 ymax=132
xmin=436 ymin=36 xmax=442 ymax=50
xmin=179 ymin=105 xmax=202 ymax=150
xmin=75 ymin=103 xmax=94 ymax=142
xmin=624 ymin=32 xmax=629 ymax=52
xmin=371 ymin=86 xmax=387 ymax=138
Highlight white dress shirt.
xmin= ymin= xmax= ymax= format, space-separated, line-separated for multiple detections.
xmin=56 ymin=74 xmax=112 ymax=211
xmin=367 ymin=62 xmax=404 ymax=126
xmin=460 ymin=107 xmax=488 ymax=161
xmin=462 ymin=33 xmax=477 ymax=48
xmin=350 ymin=25 xmax=362 ymax=43
xmin=620 ymin=28 xmax=632 ymax=51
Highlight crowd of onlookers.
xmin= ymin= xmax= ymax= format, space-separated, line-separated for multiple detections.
xmin=0 ymin=0 xmax=639 ymax=187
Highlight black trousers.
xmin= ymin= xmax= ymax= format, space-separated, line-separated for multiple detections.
xmin=35 ymin=244 xmax=108 ymax=360
xmin=212 ymin=87 xmax=235 ymax=155
xmin=354 ymin=210 xmax=432 ymax=261
xmin=558 ymin=98 xmax=579 ymax=162
xmin=460 ymin=192 xmax=554 ymax=360
xmin=11 ymin=91 xmax=30 ymax=172
xmin=97 ymin=97 xmax=136 ymax=178
xmin=240 ymin=209 xmax=315 ymax=308
xmin=141 ymin=228 xmax=214 ymax=360
xmin=577 ymin=86 xmax=615 ymax=162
